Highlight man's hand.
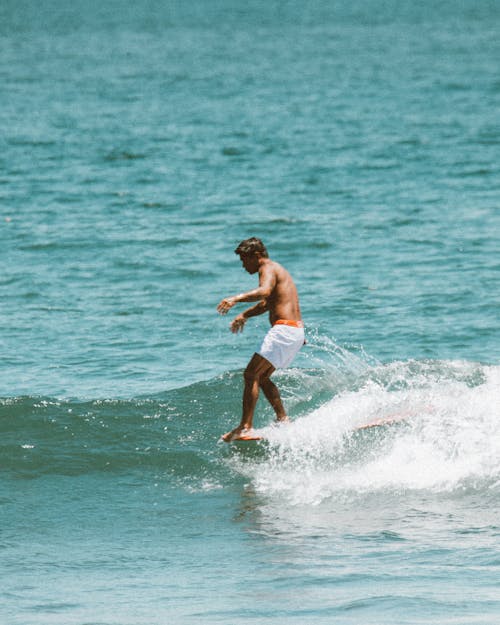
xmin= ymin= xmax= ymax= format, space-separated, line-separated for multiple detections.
xmin=217 ymin=296 xmax=237 ymax=315
xmin=230 ymin=315 xmax=246 ymax=334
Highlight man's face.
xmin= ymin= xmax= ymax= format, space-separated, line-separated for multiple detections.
xmin=239 ymin=253 xmax=259 ymax=274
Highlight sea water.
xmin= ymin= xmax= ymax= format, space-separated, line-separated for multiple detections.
xmin=1 ymin=1 xmax=499 ymax=623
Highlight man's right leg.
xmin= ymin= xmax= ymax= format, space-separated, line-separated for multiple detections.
xmin=241 ymin=353 xmax=275 ymax=428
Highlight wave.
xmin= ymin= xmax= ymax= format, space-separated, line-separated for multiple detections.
xmin=2 ymin=342 xmax=499 ymax=503
xmin=0 ymin=393 xmax=217 ymax=479
xmin=228 ymin=359 xmax=500 ymax=505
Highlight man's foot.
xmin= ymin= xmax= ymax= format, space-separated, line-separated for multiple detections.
xmin=276 ymin=416 xmax=290 ymax=424
xmin=221 ymin=426 xmax=252 ymax=443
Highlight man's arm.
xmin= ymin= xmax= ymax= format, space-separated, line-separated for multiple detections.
xmin=229 ymin=300 xmax=269 ymax=333
xmin=217 ymin=264 xmax=276 ymax=314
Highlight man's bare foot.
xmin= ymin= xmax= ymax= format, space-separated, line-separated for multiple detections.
xmin=221 ymin=426 xmax=251 ymax=442
xmin=276 ymin=416 xmax=290 ymax=424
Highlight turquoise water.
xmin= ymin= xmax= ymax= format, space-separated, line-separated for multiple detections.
xmin=1 ymin=1 xmax=499 ymax=623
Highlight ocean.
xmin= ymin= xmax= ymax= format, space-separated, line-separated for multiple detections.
xmin=1 ymin=1 xmax=499 ymax=623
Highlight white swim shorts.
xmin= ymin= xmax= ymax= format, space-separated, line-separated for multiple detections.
xmin=257 ymin=320 xmax=305 ymax=369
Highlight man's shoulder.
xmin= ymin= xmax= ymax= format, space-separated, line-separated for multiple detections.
xmin=260 ymin=258 xmax=277 ymax=270
xmin=262 ymin=260 xmax=286 ymax=276
xmin=274 ymin=261 xmax=291 ymax=277
xmin=259 ymin=259 xmax=290 ymax=280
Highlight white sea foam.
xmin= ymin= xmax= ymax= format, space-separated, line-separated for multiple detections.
xmin=238 ymin=361 xmax=500 ymax=505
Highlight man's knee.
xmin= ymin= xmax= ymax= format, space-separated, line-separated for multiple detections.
xmin=243 ymin=365 xmax=269 ymax=384
xmin=244 ymin=354 xmax=274 ymax=384
xmin=243 ymin=365 xmax=261 ymax=384
xmin=259 ymin=375 xmax=274 ymax=390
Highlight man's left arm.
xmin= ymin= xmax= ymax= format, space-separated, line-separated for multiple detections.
xmin=217 ymin=264 xmax=276 ymax=314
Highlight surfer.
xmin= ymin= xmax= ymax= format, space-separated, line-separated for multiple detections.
xmin=217 ymin=237 xmax=304 ymax=442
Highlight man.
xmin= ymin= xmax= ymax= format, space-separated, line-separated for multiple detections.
xmin=217 ymin=237 xmax=304 ymax=442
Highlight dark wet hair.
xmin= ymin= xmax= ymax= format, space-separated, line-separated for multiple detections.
xmin=234 ymin=237 xmax=269 ymax=258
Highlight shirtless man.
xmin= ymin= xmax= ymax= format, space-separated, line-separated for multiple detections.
xmin=217 ymin=238 xmax=304 ymax=442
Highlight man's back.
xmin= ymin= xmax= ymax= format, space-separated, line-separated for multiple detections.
xmin=262 ymin=260 xmax=302 ymax=324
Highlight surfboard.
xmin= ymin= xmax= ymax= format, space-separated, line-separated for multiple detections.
xmin=231 ymin=432 xmax=263 ymax=441
xmin=354 ymin=415 xmax=407 ymax=431
xmin=222 ymin=414 xmax=407 ymax=442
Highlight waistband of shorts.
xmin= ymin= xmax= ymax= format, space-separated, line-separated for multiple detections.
xmin=273 ymin=319 xmax=304 ymax=328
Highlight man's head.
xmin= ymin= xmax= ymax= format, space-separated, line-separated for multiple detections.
xmin=234 ymin=237 xmax=268 ymax=274
xmin=234 ymin=237 xmax=268 ymax=258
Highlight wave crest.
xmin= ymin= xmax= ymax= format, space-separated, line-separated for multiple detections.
xmin=228 ymin=360 xmax=500 ymax=504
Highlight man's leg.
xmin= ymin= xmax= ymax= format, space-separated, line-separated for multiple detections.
xmin=222 ymin=353 xmax=274 ymax=442
xmin=260 ymin=376 xmax=288 ymax=422
xmin=242 ymin=353 xmax=275 ymax=427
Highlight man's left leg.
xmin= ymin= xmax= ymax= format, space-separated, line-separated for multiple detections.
xmin=260 ymin=376 xmax=288 ymax=422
